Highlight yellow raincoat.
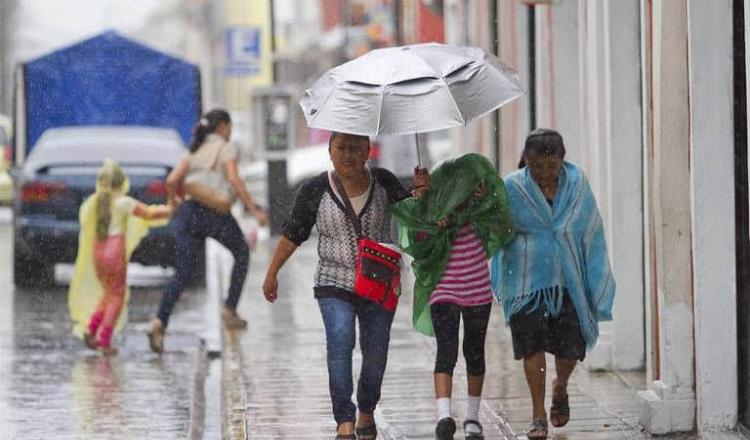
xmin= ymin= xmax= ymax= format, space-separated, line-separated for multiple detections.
xmin=68 ymin=165 xmax=167 ymax=338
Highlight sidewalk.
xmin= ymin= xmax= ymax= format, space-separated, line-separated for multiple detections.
xmin=223 ymin=237 xmax=672 ymax=439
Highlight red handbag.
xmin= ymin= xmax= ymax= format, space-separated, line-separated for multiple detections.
xmin=355 ymin=238 xmax=401 ymax=312
xmin=333 ymin=174 xmax=401 ymax=312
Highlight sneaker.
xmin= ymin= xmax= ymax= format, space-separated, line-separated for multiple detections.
xmin=147 ymin=318 xmax=165 ymax=354
xmin=435 ymin=417 xmax=456 ymax=440
xmin=222 ymin=309 xmax=248 ymax=329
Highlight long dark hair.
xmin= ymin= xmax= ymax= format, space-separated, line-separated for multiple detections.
xmin=189 ymin=109 xmax=231 ymax=152
xmin=518 ymin=128 xmax=566 ymax=168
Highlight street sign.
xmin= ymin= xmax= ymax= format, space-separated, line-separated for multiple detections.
xmin=225 ymin=27 xmax=262 ymax=76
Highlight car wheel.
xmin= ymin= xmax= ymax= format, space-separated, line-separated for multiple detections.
xmin=14 ymin=247 xmax=53 ymax=287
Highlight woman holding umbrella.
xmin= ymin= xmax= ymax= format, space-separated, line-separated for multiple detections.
xmin=492 ymin=129 xmax=616 ymax=439
xmin=292 ymin=42 xmax=525 ymax=439
xmin=262 ymin=132 xmax=428 ymax=439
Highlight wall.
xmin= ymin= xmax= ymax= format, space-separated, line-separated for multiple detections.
xmin=687 ymin=0 xmax=737 ymax=432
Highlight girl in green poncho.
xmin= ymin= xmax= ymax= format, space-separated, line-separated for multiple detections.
xmin=392 ymin=153 xmax=514 ymax=440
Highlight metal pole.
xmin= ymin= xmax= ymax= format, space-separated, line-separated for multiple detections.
xmin=269 ymin=0 xmax=277 ymax=82
xmin=733 ymin=0 xmax=750 ymax=424
xmin=490 ymin=0 xmax=502 ymax=171
xmin=415 ymin=133 xmax=422 ymax=168
xmin=527 ymin=4 xmax=537 ymax=130
xmin=393 ymin=0 xmax=402 ymax=45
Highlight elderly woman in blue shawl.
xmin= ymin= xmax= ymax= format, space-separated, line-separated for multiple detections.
xmin=491 ymin=129 xmax=615 ymax=439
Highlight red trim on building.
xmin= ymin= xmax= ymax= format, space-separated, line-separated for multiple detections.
xmin=320 ymin=0 xmax=342 ymax=30
xmin=417 ymin=1 xmax=445 ymax=43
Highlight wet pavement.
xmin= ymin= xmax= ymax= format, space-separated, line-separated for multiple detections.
xmin=0 ymin=220 xmax=210 ymax=439
xmin=226 ymin=236 xmax=692 ymax=440
xmin=0 ymin=208 xmax=731 ymax=439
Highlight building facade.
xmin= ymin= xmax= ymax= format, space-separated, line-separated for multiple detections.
xmin=432 ymin=0 xmax=740 ymax=436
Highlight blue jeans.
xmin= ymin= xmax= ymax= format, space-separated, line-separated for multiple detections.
xmin=317 ymin=297 xmax=394 ymax=425
xmin=157 ymin=201 xmax=249 ymax=326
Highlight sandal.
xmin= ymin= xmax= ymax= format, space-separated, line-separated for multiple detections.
xmin=525 ymin=419 xmax=548 ymax=439
xmin=335 ymin=421 xmax=356 ymax=440
xmin=222 ymin=309 xmax=248 ymax=329
xmin=83 ymin=332 xmax=98 ymax=350
xmin=550 ymin=392 xmax=570 ymax=427
xmin=97 ymin=345 xmax=118 ymax=356
xmin=463 ymin=419 xmax=484 ymax=439
xmin=147 ymin=318 xmax=165 ymax=354
xmin=356 ymin=424 xmax=377 ymax=440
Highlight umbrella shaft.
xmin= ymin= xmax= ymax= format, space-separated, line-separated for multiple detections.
xmin=416 ymin=134 xmax=422 ymax=168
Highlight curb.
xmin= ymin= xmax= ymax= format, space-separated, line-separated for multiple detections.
xmin=207 ymin=239 xmax=249 ymax=440
xmin=188 ymin=340 xmax=209 ymax=440
xmin=222 ymin=328 xmax=248 ymax=440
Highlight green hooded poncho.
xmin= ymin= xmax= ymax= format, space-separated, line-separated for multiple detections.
xmin=391 ymin=153 xmax=515 ymax=336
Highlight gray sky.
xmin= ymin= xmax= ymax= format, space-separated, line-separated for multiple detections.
xmin=11 ymin=0 xmax=175 ymax=63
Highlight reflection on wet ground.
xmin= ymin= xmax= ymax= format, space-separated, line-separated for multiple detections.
xmin=0 ymin=223 xmax=206 ymax=438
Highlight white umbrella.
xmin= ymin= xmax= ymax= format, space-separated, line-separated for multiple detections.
xmin=300 ymin=43 xmax=525 ymax=162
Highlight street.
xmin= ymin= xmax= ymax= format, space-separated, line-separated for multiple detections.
xmin=1 ymin=0 xmax=748 ymax=436
xmin=0 ymin=208 xmax=714 ymax=440
xmin=0 ymin=215 xmax=211 ymax=439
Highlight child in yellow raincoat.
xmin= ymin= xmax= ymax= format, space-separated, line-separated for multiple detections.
xmin=68 ymin=160 xmax=172 ymax=355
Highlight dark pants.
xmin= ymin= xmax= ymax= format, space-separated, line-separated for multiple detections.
xmin=509 ymin=292 xmax=586 ymax=361
xmin=317 ymin=296 xmax=394 ymax=425
xmin=157 ymin=201 xmax=249 ymax=326
xmin=431 ymin=302 xmax=492 ymax=376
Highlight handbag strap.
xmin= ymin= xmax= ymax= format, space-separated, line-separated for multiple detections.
xmin=332 ymin=172 xmax=363 ymax=238
xmin=208 ymin=141 xmax=227 ymax=172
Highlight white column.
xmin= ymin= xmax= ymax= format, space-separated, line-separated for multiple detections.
xmin=603 ymin=0 xmax=645 ymax=371
xmin=533 ymin=0 xmax=581 ymax=151
xmin=577 ymin=0 xmax=614 ymax=371
xmin=498 ymin=0 xmax=530 ymax=175
xmin=636 ymin=0 xmax=696 ymax=434
xmin=686 ymin=0 xmax=738 ymax=433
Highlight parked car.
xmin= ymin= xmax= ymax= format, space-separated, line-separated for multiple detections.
xmin=0 ymin=114 xmax=15 ymax=204
xmin=238 ymin=142 xmax=331 ymax=208
xmin=13 ymin=126 xmax=184 ymax=286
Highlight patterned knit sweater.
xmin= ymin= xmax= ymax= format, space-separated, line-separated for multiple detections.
xmin=283 ymin=168 xmax=410 ymax=299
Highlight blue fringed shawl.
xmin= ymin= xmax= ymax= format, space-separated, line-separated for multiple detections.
xmin=491 ymin=161 xmax=616 ymax=349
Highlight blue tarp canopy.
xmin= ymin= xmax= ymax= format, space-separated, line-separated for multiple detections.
xmin=23 ymin=31 xmax=201 ymax=150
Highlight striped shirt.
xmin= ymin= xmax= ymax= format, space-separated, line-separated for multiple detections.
xmin=430 ymin=225 xmax=493 ymax=306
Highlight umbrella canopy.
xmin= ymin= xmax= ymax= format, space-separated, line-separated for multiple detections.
xmin=300 ymin=43 xmax=524 ymax=137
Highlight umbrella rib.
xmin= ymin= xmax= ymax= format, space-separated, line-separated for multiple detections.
xmin=306 ymin=77 xmax=339 ymax=128
xmin=375 ymin=85 xmax=386 ymax=136
xmin=441 ymin=77 xmax=467 ymax=126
